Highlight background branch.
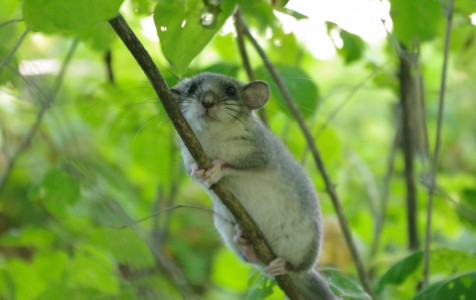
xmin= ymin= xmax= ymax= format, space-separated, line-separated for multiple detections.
xmin=233 ymin=8 xmax=268 ymax=126
xmin=108 ymin=14 xmax=301 ymax=299
xmin=0 ymin=38 xmax=78 ymax=193
xmin=422 ymin=0 xmax=455 ymax=288
xmin=398 ymin=46 xmax=420 ymax=251
xmin=236 ymin=13 xmax=375 ymax=299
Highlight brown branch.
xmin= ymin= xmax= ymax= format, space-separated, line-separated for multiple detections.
xmin=233 ymin=8 xmax=268 ymax=126
xmin=0 ymin=38 xmax=78 ymax=194
xmin=398 ymin=46 xmax=420 ymax=251
xmin=108 ymin=14 xmax=301 ymax=299
xmin=236 ymin=13 xmax=375 ymax=299
xmin=422 ymin=0 xmax=454 ymax=288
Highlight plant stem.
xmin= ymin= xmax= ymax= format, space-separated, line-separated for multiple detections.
xmin=0 ymin=38 xmax=78 ymax=194
xmin=422 ymin=0 xmax=454 ymax=288
xmin=0 ymin=28 xmax=29 ymax=76
xmin=233 ymin=8 xmax=268 ymax=125
xmin=237 ymin=13 xmax=375 ymax=299
xmin=108 ymin=14 xmax=301 ymax=299
xmin=398 ymin=46 xmax=420 ymax=251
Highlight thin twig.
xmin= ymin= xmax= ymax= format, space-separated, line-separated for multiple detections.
xmin=233 ymin=8 xmax=268 ymax=126
xmin=105 ymin=199 xmax=199 ymax=300
xmin=369 ymin=108 xmax=402 ymax=261
xmin=111 ymin=203 xmax=222 ymax=230
xmin=0 ymin=39 xmax=78 ymax=193
xmin=316 ymin=66 xmax=385 ymax=137
xmin=108 ymin=14 xmax=301 ymax=299
xmin=422 ymin=0 xmax=454 ymax=288
xmin=0 ymin=28 xmax=29 ymax=76
xmin=0 ymin=19 xmax=24 ymax=28
xmin=237 ymin=13 xmax=375 ymax=299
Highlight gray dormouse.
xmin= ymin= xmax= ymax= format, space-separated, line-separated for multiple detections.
xmin=171 ymin=72 xmax=338 ymax=300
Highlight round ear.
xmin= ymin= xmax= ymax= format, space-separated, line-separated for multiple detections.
xmin=243 ymin=81 xmax=270 ymax=110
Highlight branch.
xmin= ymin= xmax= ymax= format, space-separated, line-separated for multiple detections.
xmin=236 ymin=13 xmax=375 ymax=299
xmin=422 ymin=0 xmax=454 ymax=288
xmin=0 ymin=28 xmax=29 ymax=76
xmin=233 ymin=8 xmax=268 ymax=126
xmin=0 ymin=38 xmax=78 ymax=193
xmin=369 ymin=109 xmax=402 ymax=262
xmin=108 ymin=14 xmax=301 ymax=299
xmin=398 ymin=46 xmax=420 ymax=251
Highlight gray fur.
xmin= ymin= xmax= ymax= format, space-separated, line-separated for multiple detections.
xmin=173 ymin=73 xmax=338 ymax=299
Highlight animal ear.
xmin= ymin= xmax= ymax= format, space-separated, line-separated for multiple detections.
xmin=243 ymin=81 xmax=270 ymax=110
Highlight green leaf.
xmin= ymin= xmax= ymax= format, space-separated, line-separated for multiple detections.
xmin=338 ymin=30 xmax=365 ymax=64
xmin=376 ymin=251 xmax=424 ymax=294
xmin=326 ymin=22 xmax=365 ymax=64
xmin=68 ymin=244 xmax=119 ymax=294
xmin=390 ymin=0 xmax=444 ymax=46
xmin=41 ymin=167 xmax=80 ymax=216
xmin=256 ymin=65 xmax=319 ymax=118
xmin=413 ymin=271 xmax=476 ymax=300
xmin=22 ymin=0 xmax=122 ymax=50
xmin=100 ymin=228 xmax=155 ymax=270
xmin=0 ymin=269 xmax=15 ymax=300
xmin=202 ymin=62 xmax=240 ymax=77
xmin=276 ymin=7 xmax=308 ymax=20
xmin=323 ymin=267 xmax=371 ymax=300
xmin=154 ymin=0 xmax=236 ymax=73
xmin=246 ymin=275 xmax=278 ymax=300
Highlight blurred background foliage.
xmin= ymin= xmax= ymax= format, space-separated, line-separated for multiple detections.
xmin=0 ymin=0 xmax=475 ymax=299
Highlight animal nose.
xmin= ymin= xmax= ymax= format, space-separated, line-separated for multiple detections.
xmin=201 ymin=91 xmax=217 ymax=109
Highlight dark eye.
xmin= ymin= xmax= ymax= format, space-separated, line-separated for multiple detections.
xmin=187 ymin=83 xmax=198 ymax=94
xmin=225 ymin=85 xmax=236 ymax=96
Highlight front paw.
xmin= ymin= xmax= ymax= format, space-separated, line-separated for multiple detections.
xmin=263 ymin=257 xmax=293 ymax=277
xmin=190 ymin=160 xmax=225 ymax=187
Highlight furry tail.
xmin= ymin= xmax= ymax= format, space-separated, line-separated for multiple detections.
xmin=289 ymin=270 xmax=339 ymax=300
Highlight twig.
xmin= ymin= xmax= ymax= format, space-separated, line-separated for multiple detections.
xmin=237 ymin=13 xmax=375 ymax=299
xmin=111 ymin=203 xmax=221 ymax=230
xmin=0 ymin=28 xmax=29 ymax=76
xmin=0 ymin=19 xmax=24 ymax=28
xmin=108 ymin=14 xmax=301 ymax=299
xmin=422 ymin=0 xmax=454 ymax=288
xmin=0 ymin=38 xmax=78 ymax=193
xmin=233 ymin=8 xmax=268 ymax=126
xmin=105 ymin=199 xmax=199 ymax=300
xmin=369 ymin=109 xmax=402 ymax=261
xmin=316 ymin=66 xmax=385 ymax=137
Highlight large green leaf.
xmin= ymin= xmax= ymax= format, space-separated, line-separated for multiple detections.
xmin=40 ymin=167 xmax=80 ymax=216
xmin=323 ymin=268 xmax=371 ymax=300
xmin=376 ymin=251 xmax=424 ymax=294
xmin=377 ymin=248 xmax=476 ymax=294
xmin=154 ymin=0 xmax=236 ymax=73
xmin=390 ymin=0 xmax=444 ymax=46
xmin=22 ymin=0 xmax=122 ymax=50
xmin=413 ymin=271 xmax=476 ymax=300
xmin=327 ymin=22 xmax=365 ymax=64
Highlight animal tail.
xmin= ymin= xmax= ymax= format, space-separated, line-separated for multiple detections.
xmin=288 ymin=270 xmax=339 ymax=300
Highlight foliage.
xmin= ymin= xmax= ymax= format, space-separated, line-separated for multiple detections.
xmin=1 ymin=0 xmax=475 ymax=299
